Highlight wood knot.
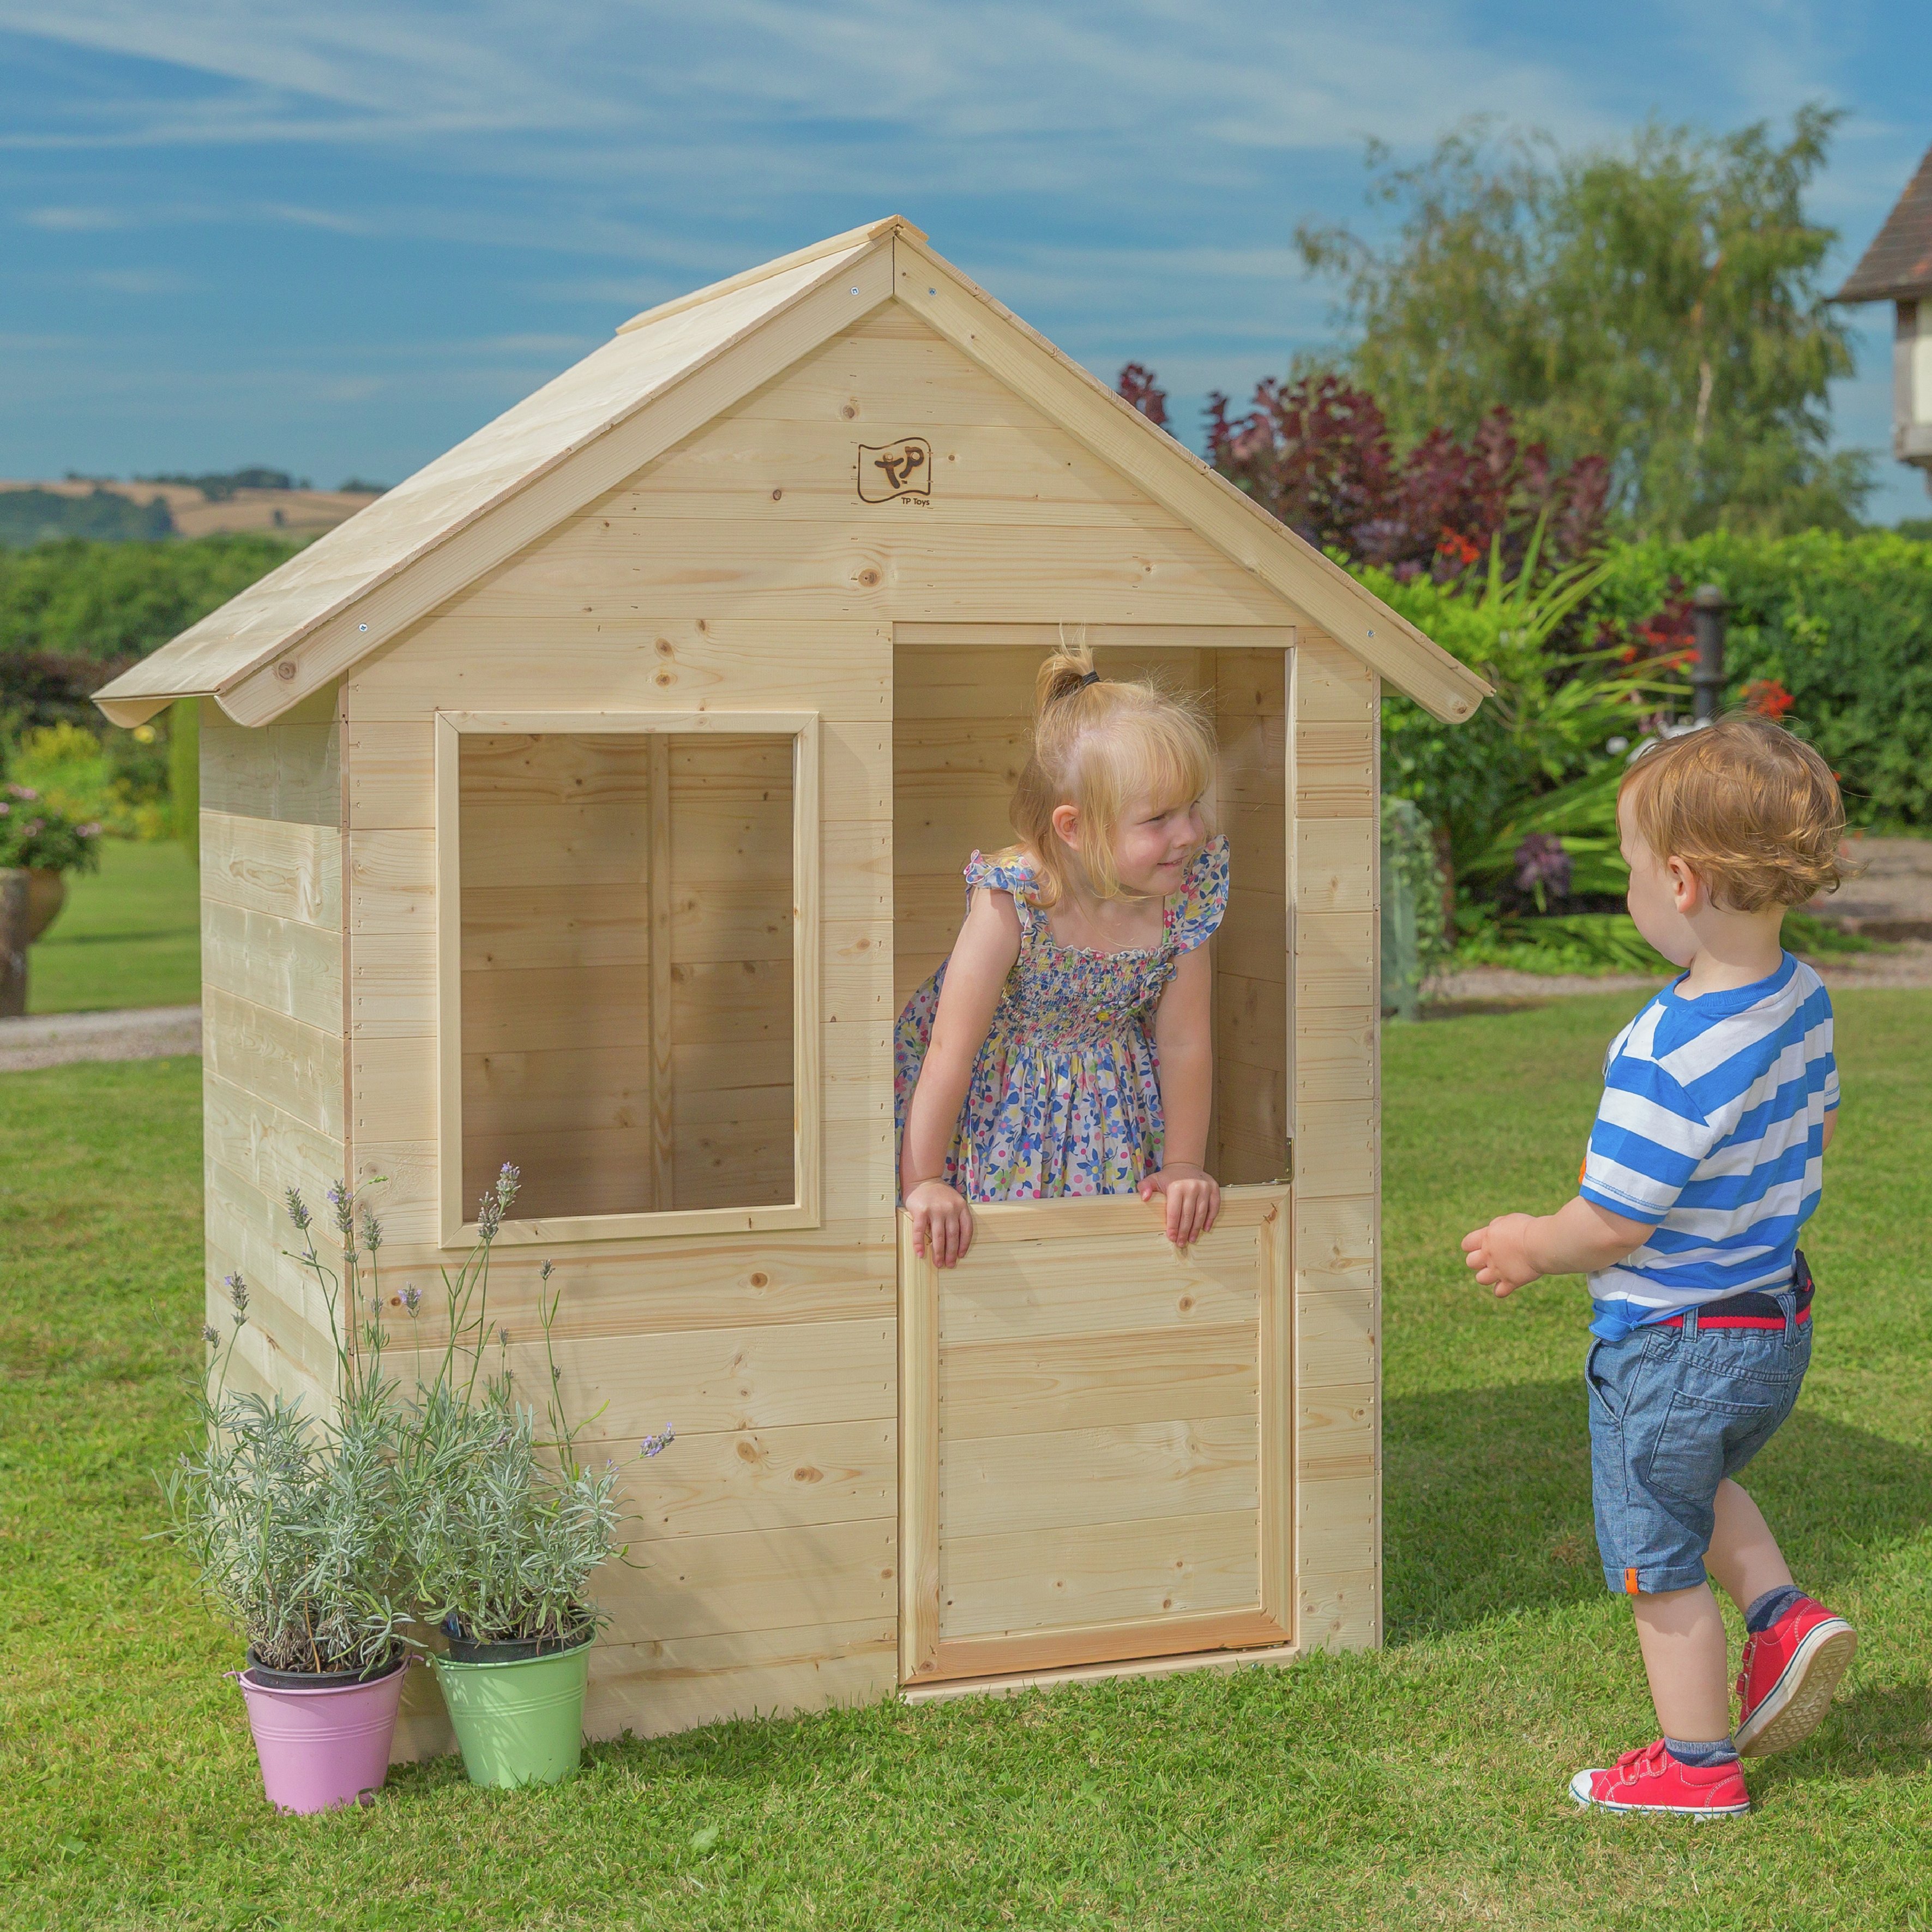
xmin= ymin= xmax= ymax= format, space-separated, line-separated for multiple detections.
xmin=274 ymin=660 xmax=297 ymax=682
xmin=840 ymin=402 xmax=858 ymax=420
xmin=857 ymin=568 xmax=880 ymax=588
xmin=771 ymin=487 xmax=783 ymax=501
xmin=748 ymin=1271 xmax=769 ymax=1288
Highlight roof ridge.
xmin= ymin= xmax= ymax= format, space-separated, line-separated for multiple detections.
xmin=615 ymin=215 xmax=923 ymax=335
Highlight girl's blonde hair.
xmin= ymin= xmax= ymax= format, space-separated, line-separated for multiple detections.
xmin=1007 ymin=642 xmax=1218 ymax=906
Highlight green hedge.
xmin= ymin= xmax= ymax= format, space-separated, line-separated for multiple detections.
xmin=0 ymin=534 xmax=300 ymax=664
xmin=0 ymin=534 xmax=303 ymax=731
xmin=1591 ymin=531 xmax=1932 ymax=827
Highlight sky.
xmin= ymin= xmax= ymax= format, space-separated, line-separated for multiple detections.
xmin=3 ymin=0 xmax=1930 ymax=521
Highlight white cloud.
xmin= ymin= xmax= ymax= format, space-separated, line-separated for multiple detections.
xmin=22 ymin=204 xmax=127 ymax=229
xmin=3 ymin=0 xmax=1922 ymax=483
xmin=0 ymin=0 xmax=1605 ymax=165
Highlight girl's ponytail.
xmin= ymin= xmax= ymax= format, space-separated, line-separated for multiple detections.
xmin=1034 ymin=643 xmax=1102 ymax=715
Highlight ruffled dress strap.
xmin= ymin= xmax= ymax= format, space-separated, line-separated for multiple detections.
xmin=1167 ymin=833 xmax=1231 ymax=953
xmin=964 ymin=848 xmax=1042 ymax=930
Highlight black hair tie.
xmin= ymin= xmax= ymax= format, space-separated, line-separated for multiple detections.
xmin=1079 ymin=670 xmax=1101 ymax=688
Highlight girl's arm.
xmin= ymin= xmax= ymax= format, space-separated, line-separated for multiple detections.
xmin=901 ymin=888 xmax=1021 ymax=1267
xmin=1142 ymin=942 xmax=1219 ymax=1247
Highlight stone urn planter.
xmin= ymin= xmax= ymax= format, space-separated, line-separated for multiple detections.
xmin=25 ymin=868 xmax=67 ymax=944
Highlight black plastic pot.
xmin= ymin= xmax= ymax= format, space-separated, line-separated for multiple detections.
xmin=440 ymin=1619 xmax=594 ymax=1665
xmin=244 ymin=1647 xmax=407 ymax=1691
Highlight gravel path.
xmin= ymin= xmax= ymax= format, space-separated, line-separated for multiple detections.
xmin=0 ymin=1005 xmax=201 ymax=1073
xmin=1427 ymin=837 xmax=1932 ymax=1008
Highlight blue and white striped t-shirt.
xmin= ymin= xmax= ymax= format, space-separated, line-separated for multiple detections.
xmin=1580 ymin=953 xmax=1837 ymax=1341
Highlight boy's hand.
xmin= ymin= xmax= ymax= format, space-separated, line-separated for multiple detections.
xmin=1139 ymin=1165 xmax=1220 ymax=1248
xmin=906 ymin=1179 xmax=974 ymax=1269
xmin=1461 ymin=1213 xmax=1543 ymax=1297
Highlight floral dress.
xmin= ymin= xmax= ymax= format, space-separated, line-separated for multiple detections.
xmin=893 ymin=835 xmax=1230 ymax=1201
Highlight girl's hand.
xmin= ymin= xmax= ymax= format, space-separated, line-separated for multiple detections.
xmin=1139 ymin=1165 xmax=1220 ymax=1248
xmin=1461 ymin=1214 xmax=1540 ymax=1297
xmin=907 ymin=1179 xmax=974 ymax=1269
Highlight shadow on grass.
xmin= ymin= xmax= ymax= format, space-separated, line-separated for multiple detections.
xmin=1386 ymin=1382 xmax=1932 ymax=1644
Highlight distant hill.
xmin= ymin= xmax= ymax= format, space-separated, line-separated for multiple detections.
xmin=0 ymin=488 xmax=172 ymax=546
xmin=0 ymin=476 xmax=384 ymax=547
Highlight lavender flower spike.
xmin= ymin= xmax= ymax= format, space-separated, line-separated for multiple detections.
xmin=641 ymin=1427 xmax=676 ymax=1458
xmin=285 ymin=1188 xmax=312 ymax=1232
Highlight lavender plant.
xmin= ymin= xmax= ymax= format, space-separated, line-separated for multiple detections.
xmin=392 ymin=1165 xmax=671 ymax=1651
xmin=158 ymin=1182 xmax=408 ymax=1676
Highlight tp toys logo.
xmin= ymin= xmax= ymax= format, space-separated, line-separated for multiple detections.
xmin=857 ymin=437 xmax=932 ymax=503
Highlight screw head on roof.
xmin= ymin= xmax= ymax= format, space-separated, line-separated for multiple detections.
xmin=359 ymin=623 xmax=369 ymax=633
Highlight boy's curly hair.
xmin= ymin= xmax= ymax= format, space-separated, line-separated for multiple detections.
xmin=1618 ymin=713 xmax=1851 ymax=912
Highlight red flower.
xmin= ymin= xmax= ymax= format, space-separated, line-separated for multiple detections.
xmin=1744 ymin=678 xmax=1795 ymax=721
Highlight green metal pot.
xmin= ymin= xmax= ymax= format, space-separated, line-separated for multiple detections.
xmin=432 ymin=1635 xmax=591 ymax=1787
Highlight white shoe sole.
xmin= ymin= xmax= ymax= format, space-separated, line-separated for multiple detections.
xmin=1568 ymin=1768 xmax=1749 ymax=1817
xmin=1734 ymin=1619 xmax=1857 ymax=1757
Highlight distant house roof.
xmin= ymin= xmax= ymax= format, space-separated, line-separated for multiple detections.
xmin=1836 ymin=145 xmax=1932 ymax=302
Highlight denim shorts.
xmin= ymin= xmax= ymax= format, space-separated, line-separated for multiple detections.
xmin=1586 ymin=1295 xmax=1811 ymax=1595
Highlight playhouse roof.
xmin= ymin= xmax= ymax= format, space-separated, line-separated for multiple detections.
xmin=95 ymin=216 xmax=1491 ymax=729
xmin=1835 ymin=144 xmax=1932 ymax=303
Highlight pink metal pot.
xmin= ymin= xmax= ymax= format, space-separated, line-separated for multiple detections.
xmin=233 ymin=1657 xmax=410 ymax=1814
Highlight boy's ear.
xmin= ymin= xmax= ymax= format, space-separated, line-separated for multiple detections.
xmin=1050 ymin=803 xmax=1081 ymax=851
xmin=1665 ymin=854 xmax=1704 ymax=912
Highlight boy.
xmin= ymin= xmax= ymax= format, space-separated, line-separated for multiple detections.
xmin=1462 ymin=713 xmax=1857 ymax=1817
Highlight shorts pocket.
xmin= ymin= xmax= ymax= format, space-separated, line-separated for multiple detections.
xmin=1584 ymin=1339 xmax=1623 ymax=1424
xmin=1642 ymin=1387 xmax=1778 ymax=1503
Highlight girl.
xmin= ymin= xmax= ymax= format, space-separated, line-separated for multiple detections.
xmin=895 ymin=647 xmax=1229 ymax=1268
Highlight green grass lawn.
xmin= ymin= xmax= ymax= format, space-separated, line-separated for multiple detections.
xmin=27 ymin=838 xmax=200 ymax=1015
xmin=3 ymin=995 xmax=1929 ymax=1930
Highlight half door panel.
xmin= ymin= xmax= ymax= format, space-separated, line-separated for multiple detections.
xmin=900 ymin=1185 xmax=1291 ymax=1684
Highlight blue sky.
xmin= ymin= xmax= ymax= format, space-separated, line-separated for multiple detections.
xmin=3 ymin=1 xmax=1929 ymax=520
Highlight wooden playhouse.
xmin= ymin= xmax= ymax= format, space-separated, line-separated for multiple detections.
xmin=96 ymin=216 xmax=1488 ymax=1743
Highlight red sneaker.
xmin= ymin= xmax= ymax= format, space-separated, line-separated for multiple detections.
xmin=1569 ymin=1740 xmax=1749 ymax=1817
xmin=1734 ymin=1595 xmax=1856 ymax=1757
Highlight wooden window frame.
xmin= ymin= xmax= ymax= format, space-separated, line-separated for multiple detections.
xmin=434 ymin=708 xmax=822 ymax=1249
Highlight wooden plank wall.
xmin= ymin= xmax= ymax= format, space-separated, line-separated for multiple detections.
xmin=1287 ymin=635 xmax=1382 ymax=1651
xmin=340 ymin=302 xmax=1355 ymax=1747
xmin=197 ymin=688 xmax=347 ymax=1415
xmin=456 ymin=730 xmax=795 ymax=1220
